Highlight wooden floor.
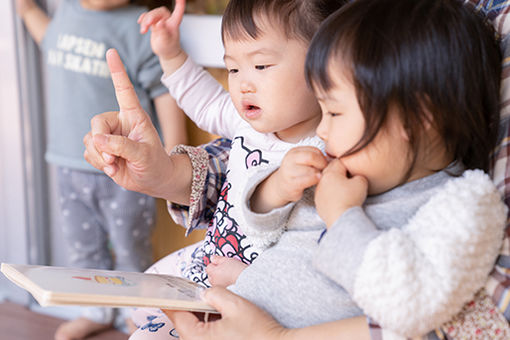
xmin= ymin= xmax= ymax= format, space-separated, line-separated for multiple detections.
xmin=0 ymin=302 xmax=128 ymax=340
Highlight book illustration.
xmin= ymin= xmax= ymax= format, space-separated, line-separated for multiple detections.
xmin=72 ymin=275 xmax=133 ymax=286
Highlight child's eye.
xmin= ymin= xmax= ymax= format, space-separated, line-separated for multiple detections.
xmin=328 ymin=112 xmax=341 ymax=117
xmin=228 ymin=68 xmax=239 ymax=74
xmin=255 ymin=65 xmax=270 ymax=70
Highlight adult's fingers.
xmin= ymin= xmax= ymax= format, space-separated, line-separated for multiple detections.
xmin=92 ymin=133 xmax=145 ymax=163
xmin=106 ymin=49 xmax=144 ymax=116
xmin=84 ymin=132 xmax=114 ymax=171
xmin=88 ymin=110 xmax=123 ymax=165
xmin=90 ymin=110 xmax=121 ymax=136
xmin=201 ymin=286 xmax=247 ymax=317
xmin=165 ymin=310 xmax=203 ymax=339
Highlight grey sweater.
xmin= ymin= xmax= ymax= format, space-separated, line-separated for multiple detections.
xmin=229 ymin=165 xmax=505 ymax=337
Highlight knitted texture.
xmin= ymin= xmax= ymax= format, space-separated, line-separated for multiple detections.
xmin=353 ymin=170 xmax=507 ymax=338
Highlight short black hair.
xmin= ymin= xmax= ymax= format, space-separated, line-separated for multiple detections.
xmin=221 ymin=0 xmax=348 ymax=43
xmin=306 ymin=0 xmax=502 ymax=172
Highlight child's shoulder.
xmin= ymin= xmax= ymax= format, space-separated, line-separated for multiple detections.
xmin=429 ymin=168 xmax=503 ymax=217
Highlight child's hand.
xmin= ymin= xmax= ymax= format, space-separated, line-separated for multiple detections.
xmin=206 ymin=256 xmax=247 ymax=288
xmin=315 ymin=159 xmax=368 ymax=228
xmin=274 ymin=146 xmax=328 ymax=203
xmin=15 ymin=0 xmax=36 ymax=17
xmin=251 ymin=147 xmax=327 ymax=212
xmin=138 ymin=0 xmax=186 ymax=68
xmin=251 ymin=147 xmax=328 ymax=213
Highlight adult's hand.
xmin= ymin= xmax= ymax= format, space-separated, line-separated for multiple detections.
xmin=164 ymin=287 xmax=288 ymax=340
xmin=165 ymin=287 xmax=371 ymax=340
xmin=83 ymin=48 xmax=190 ymax=203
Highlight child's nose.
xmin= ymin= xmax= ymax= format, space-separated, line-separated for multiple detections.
xmin=316 ymin=117 xmax=327 ymax=140
xmin=240 ymin=79 xmax=255 ymax=94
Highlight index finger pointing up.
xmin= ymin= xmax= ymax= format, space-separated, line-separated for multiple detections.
xmin=106 ymin=48 xmax=142 ymax=114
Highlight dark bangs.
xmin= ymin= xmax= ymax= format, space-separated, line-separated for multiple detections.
xmin=221 ymin=0 xmax=348 ymax=43
xmin=306 ymin=0 xmax=501 ymax=172
xmin=306 ymin=2 xmax=390 ymax=160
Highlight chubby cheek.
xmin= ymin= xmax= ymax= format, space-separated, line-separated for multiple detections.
xmin=338 ymin=148 xmax=379 ymax=186
xmin=337 ymin=153 xmax=362 ymax=176
xmin=325 ymin=131 xmax=363 ymax=160
xmin=230 ymin=95 xmax=243 ymax=116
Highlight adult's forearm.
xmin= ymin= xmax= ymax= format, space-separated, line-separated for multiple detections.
xmin=283 ymin=316 xmax=370 ymax=340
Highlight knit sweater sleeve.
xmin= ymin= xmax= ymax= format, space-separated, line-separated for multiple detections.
xmin=235 ymin=164 xmax=296 ymax=250
xmin=314 ymin=170 xmax=507 ymax=338
xmin=161 ymin=57 xmax=241 ymax=139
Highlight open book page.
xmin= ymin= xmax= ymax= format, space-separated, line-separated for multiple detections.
xmin=1 ymin=263 xmax=216 ymax=313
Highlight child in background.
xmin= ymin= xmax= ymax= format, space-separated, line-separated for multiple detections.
xmin=15 ymin=0 xmax=187 ymax=339
xmin=226 ymin=0 xmax=506 ymax=336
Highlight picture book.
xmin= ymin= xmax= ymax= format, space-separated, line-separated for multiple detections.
xmin=1 ymin=263 xmax=216 ymax=313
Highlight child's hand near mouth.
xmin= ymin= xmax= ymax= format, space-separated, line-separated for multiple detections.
xmin=315 ymin=158 xmax=368 ymax=228
xmin=250 ymin=146 xmax=328 ymax=213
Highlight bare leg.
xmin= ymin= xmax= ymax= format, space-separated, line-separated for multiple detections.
xmin=54 ymin=317 xmax=112 ymax=340
xmin=125 ymin=317 xmax=138 ymax=335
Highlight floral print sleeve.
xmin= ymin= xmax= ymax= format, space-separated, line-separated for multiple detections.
xmin=167 ymin=138 xmax=231 ymax=236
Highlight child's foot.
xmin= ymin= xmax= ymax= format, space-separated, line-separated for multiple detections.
xmin=54 ymin=317 xmax=112 ymax=340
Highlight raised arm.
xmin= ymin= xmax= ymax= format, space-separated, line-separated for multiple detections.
xmin=138 ymin=0 xmax=187 ymax=76
xmin=140 ymin=0 xmax=239 ymax=138
xmin=153 ymin=93 xmax=188 ymax=152
xmin=15 ymin=0 xmax=50 ymax=45
xmin=83 ymin=48 xmax=192 ymax=205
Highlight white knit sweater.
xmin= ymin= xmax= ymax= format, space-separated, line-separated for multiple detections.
xmin=316 ymin=169 xmax=507 ymax=337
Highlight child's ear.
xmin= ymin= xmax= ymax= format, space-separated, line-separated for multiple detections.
xmin=418 ymin=97 xmax=435 ymax=132
xmin=400 ymin=114 xmax=433 ymax=142
xmin=421 ymin=107 xmax=434 ymax=132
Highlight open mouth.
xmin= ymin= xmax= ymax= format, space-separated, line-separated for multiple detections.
xmin=244 ymin=104 xmax=260 ymax=111
xmin=242 ymin=102 xmax=262 ymax=119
